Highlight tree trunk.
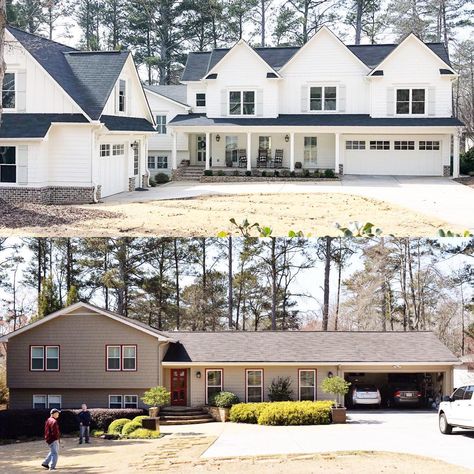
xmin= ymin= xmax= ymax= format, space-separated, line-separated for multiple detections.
xmin=228 ymin=237 xmax=233 ymax=329
xmin=271 ymin=238 xmax=277 ymax=330
xmin=173 ymin=239 xmax=180 ymax=329
xmin=355 ymin=0 xmax=363 ymax=44
xmin=322 ymin=237 xmax=332 ymax=331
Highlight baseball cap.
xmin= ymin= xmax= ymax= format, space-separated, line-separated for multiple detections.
xmin=50 ymin=408 xmax=61 ymax=415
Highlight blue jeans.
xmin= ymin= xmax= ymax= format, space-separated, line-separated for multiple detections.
xmin=43 ymin=440 xmax=59 ymax=469
xmin=79 ymin=425 xmax=90 ymax=443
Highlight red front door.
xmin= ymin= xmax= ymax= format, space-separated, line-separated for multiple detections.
xmin=170 ymin=368 xmax=187 ymax=406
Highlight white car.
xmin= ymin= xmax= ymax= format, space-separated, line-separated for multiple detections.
xmin=438 ymin=385 xmax=474 ymax=434
xmin=351 ymin=384 xmax=382 ymax=407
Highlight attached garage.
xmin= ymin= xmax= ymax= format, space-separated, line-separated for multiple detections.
xmin=344 ymin=135 xmax=445 ymax=176
xmin=97 ymin=143 xmax=128 ymax=198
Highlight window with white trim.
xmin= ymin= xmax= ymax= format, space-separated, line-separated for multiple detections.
xmin=246 ymin=369 xmax=263 ymax=402
xmin=345 ymin=140 xmax=366 ymax=150
xmin=148 ymin=155 xmax=168 ymax=169
xmin=107 ymin=346 xmax=121 ymax=371
xmin=206 ymin=369 xmax=223 ymax=404
xmin=45 ymin=346 xmax=60 ymax=371
xmin=133 ymin=144 xmax=139 ymax=175
xmin=109 ymin=395 xmax=123 ymax=409
xmin=2 ymin=72 xmax=15 ymax=109
xmin=31 ymin=345 xmax=59 ymax=371
xmin=396 ymin=88 xmax=425 ymax=115
xmin=122 ymin=345 xmax=136 ymax=371
xmin=48 ymin=395 xmax=62 ymax=409
xmin=124 ymin=395 xmax=138 ymax=408
xmin=299 ymin=369 xmax=316 ymax=401
xmin=33 ymin=395 xmax=47 ymax=409
xmin=31 ymin=346 xmax=45 ymax=371
xmin=118 ymin=79 xmax=126 ymax=113
xmin=156 ymin=115 xmax=167 ymax=134
xmin=229 ymin=91 xmax=255 ymax=116
xmin=0 ymin=146 xmax=16 ymax=183
xmin=196 ymin=93 xmax=206 ymax=107
xmin=394 ymin=141 xmax=415 ymax=150
xmin=303 ymin=137 xmax=317 ymax=166
xmin=100 ymin=144 xmax=110 ymax=157
xmin=369 ymin=141 xmax=390 ymax=150
xmin=419 ymin=141 xmax=440 ymax=150
xmin=310 ymin=86 xmax=337 ymax=111
xmin=112 ymin=144 xmax=125 ymax=155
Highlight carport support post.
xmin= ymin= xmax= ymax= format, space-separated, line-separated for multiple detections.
xmin=452 ymin=132 xmax=460 ymax=178
xmin=289 ymin=132 xmax=295 ymax=171
xmin=171 ymin=132 xmax=177 ymax=169
xmin=205 ymin=132 xmax=211 ymax=171
xmin=246 ymin=132 xmax=252 ymax=172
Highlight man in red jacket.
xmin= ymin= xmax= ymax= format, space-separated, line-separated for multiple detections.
xmin=42 ymin=409 xmax=61 ymax=470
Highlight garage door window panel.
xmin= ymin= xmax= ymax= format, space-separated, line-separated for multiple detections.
xmin=100 ymin=144 xmax=110 ymax=157
xmin=112 ymin=144 xmax=125 ymax=156
xmin=345 ymin=140 xmax=365 ymax=150
xmin=419 ymin=141 xmax=440 ymax=151
xmin=370 ymin=141 xmax=390 ymax=150
xmin=394 ymin=141 xmax=415 ymax=150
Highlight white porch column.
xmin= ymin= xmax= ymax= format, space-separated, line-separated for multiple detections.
xmin=334 ymin=132 xmax=340 ymax=174
xmin=171 ymin=132 xmax=177 ymax=169
xmin=452 ymin=132 xmax=460 ymax=178
xmin=289 ymin=132 xmax=295 ymax=172
xmin=246 ymin=132 xmax=252 ymax=171
xmin=205 ymin=131 xmax=211 ymax=170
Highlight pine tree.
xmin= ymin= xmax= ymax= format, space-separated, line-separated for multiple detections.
xmin=37 ymin=275 xmax=61 ymax=319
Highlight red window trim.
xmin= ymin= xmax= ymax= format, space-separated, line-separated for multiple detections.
xmin=29 ymin=345 xmax=60 ymax=372
xmin=245 ymin=368 xmax=264 ymax=403
xmin=297 ymin=368 xmax=317 ymax=401
xmin=205 ymin=368 xmax=224 ymax=405
xmin=105 ymin=344 xmax=138 ymax=372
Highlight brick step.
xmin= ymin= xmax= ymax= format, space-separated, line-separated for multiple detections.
xmin=160 ymin=406 xmax=206 ymax=414
xmin=160 ymin=414 xmax=212 ymax=421
xmin=159 ymin=418 xmax=214 ymax=426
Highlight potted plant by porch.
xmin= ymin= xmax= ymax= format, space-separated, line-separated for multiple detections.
xmin=141 ymin=386 xmax=171 ymax=418
xmin=321 ymin=376 xmax=351 ymax=424
xmin=209 ymin=391 xmax=240 ymax=422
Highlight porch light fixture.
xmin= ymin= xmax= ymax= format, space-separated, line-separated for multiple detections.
xmin=196 ymin=370 xmax=202 ymax=379
xmin=216 ymin=134 xmax=221 ymax=142
xmin=328 ymin=371 xmax=333 ymax=378
xmin=285 ymin=134 xmax=290 ymax=142
xmin=130 ymin=140 xmax=138 ymax=149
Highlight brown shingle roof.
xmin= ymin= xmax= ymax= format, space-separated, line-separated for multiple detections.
xmin=162 ymin=331 xmax=458 ymax=364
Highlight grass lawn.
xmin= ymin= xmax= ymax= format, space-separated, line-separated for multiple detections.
xmin=0 ymin=435 xmax=470 ymax=473
xmin=0 ymin=192 xmax=459 ymax=237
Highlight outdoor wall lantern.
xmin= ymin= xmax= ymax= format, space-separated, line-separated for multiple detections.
xmin=327 ymin=371 xmax=334 ymax=378
xmin=131 ymin=140 xmax=138 ymax=149
xmin=196 ymin=371 xmax=202 ymax=379
xmin=216 ymin=134 xmax=221 ymax=142
xmin=285 ymin=134 xmax=290 ymax=142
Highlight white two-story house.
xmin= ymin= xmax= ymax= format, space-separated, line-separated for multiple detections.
xmin=149 ymin=26 xmax=463 ymax=178
xmin=0 ymin=26 xmax=155 ymax=203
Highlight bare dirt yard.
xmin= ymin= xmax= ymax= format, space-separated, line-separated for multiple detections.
xmin=0 ymin=435 xmax=470 ymax=474
xmin=0 ymin=193 xmax=458 ymax=237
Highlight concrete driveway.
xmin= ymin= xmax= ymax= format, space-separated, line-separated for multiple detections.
xmin=104 ymin=176 xmax=474 ymax=231
xmin=161 ymin=410 xmax=474 ymax=470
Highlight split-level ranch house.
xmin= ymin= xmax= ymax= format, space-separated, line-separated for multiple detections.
xmin=0 ymin=302 xmax=459 ymax=410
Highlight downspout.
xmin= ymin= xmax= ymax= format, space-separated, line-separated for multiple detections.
xmin=90 ymin=121 xmax=104 ymax=203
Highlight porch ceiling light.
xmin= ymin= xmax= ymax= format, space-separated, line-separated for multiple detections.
xmin=216 ymin=134 xmax=220 ymax=142
xmin=285 ymin=134 xmax=290 ymax=142
xmin=196 ymin=370 xmax=202 ymax=379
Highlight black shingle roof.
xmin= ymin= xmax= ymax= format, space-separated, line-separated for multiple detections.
xmin=181 ymin=42 xmax=451 ymax=81
xmin=162 ymin=331 xmax=459 ymax=364
xmin=7 ymin=26 xmax=129 ymax=120
xmin=101 ymin=115 xmax=156 ymax=132
xmin=169 ymin=113 xmax=463 ymax=127
xmin=0 ymin=113 xmax=88 ymax=138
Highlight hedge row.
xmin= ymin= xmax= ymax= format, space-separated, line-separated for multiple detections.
xmin=229 ymin=401 xmax=333 ymax=426
xmin=0 ymin=408 xmax=146 ymax=439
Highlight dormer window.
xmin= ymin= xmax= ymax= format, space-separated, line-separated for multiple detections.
xmin=396 ymin=88 xmax=425 ymax=115
xmin=118 ymin=79 xmax=126 ymax=113
xmin=229 ymin=91 xmax=255 ymax=116
xmin=310 ymin=86 xmax=337 ymax=111
xmin=196 ymin=93 xmax=206 ymax=107
xmin=2 ymin=73 xmax=15 ymax=109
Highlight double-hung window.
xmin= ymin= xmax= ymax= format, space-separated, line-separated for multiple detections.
xmin=148 ymin=155 xmax=169 ymax=169
xmin=396 ymin=88 xmax=425 ymax=115
xmin=196 ymin=93 xmax=206 ymax=107
xmin=299 ymin=369 xmax=316 ymax=401
xmin=31 ymin=346 xmax=45 ymax=371
xmin=30 ymin=345 xmax=59 ymax=371
xmin=156 ymin=115 xmax=167 ymax=134
xmin=118 ymin=79 xmax=126 ymax=113
xmin=122 ymin=345 xmax=137 ymax=371
xmin=205 ymin=369 xmax=223 ymax=404
xmin=48 ymin=395 xmax=62 ymax=409
xmin=109 ymin=395 xmax=123 ymax=409
xmin=2 ymin=72 xmax=15 ymax=109
xmin=124 ymin=395 xmax=138 ymax=408
xmin=33 ymin=395 xmax=47 ymax=409
xmin=310 ymin=86 xmax=337 ymax=111
xmin=229 ymin=91 xmax=255 ymax=116
xmin=246 ymin=369 xmax=263 ymax=402
xmin=46 ymin=346 xmax=60 ymax=371
xmin=0 ymin=146 xmax=16 ymax=183
xmin=106 ymin=345 xmax=137 ymax=371
xmin=107 ymin=346 xmax=121 ymax=371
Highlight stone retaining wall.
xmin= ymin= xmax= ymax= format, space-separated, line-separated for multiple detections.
xmin=0 ymin=186 xmax=96 ymax=204
xmin=200 ymin=176 xmax=340 ymax=183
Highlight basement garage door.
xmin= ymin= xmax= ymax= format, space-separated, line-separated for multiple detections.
xmin=98 ymin=143 xmax=128 ymax=198
xmin=344 ymin=138 xmax=443 ymax=176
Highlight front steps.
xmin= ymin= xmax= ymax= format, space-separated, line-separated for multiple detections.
xmin=159 ymin=406 xmax=214 ymax=425
xmin=174 ymin=166 xmax=203 ymax=181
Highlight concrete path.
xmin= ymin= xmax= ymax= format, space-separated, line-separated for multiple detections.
xmin=103 ymin=176 xmax=474 ymax=231
xmin=161 ymin=411 xmax=474 ymax=470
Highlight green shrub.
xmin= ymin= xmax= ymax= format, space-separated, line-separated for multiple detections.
xmin=280 ymin=170 xmax=290 ymax=177
xmin=257 ymin=401 xmax=333 ymax=426
xmin=154 ymin=173 xmax=169 ymax=184
xmin=268 ymin=377 xmax=293 ymax=402
xmin=0 ymin=365 xmax=8 ymax=405
xmin=148 ymin=177 xmax=157 ymax=187
xmin=233 ymin=170 xmax=240 ymax=176
xmin=321 ymin=376 xmax=351 ymax=405
xmin=290 ymin=171 xmax=296 ymax=178
xmin=121 ymin=420 xmax=142 ymax=436
xmin=141 ymin=386 xmax=171 ymax=408
xmin=324 ymin=169 xmax=335 ymax=178
xmin=303 ymin=169 xmax=310 ymax=178
xmin=127 ymin=428 xmax=161 ymax=439
xmin=245 ymin=171 xmax=251 ymax=177
xmin=229 ymin=403 xmax=269 ymax=424
xmin=274 ymin=170 xmax=280 ymax=177
xmin=210 ymin=391 xmax=240 ymax=408
xmin=108 ymin=418 xmax=131 ymax=434
xmin=460 ymin=148 xmax=474 ymax=175
xmin=204 ymin=170 xmax=213 ymax=176
xmin=217 ymin=170 xmax=225 ymax=176
xmin=313 ymin=170 xmax=321 ymax=178
xmin=261 ymin=170 xmax=267 ymax=177
xmin=132 ymin=415 xmax=149 ymax=424
xmin=91 ymin=429 xmax=104 ymax=437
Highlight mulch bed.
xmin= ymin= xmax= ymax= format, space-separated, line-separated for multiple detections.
xmin=454 ymin=176 xmax=474 ymax=188
xmin=0 ymin=199 xmax=119 ymax=229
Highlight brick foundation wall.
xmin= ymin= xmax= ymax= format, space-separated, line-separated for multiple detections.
xmin=338 ymin=164 xmax=344 ymax=175
xmin=443 ymin=165 xmax=451 ymax=177
xmin=128 ymin=177 xmax=136 ymax=191
xmin=0 ymin=186 xmax=96 ymax=205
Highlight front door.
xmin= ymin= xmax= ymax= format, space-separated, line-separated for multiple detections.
xmin=197 ymin=135 xmax=206 ymax=163
xmin=170 ymin=368 xmax=187 ymax=406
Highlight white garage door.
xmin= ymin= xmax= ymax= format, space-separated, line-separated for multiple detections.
xmin=98 ymin=144 xmax=128 ymax=197
xmin=344 ymin=138 xmax=443 ymax=176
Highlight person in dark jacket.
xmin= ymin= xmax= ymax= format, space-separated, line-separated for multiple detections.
xmin=78 ymin=403 xmax=91 ymax=444
xmin=42 ymin=409 xmax=61 ymax=470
